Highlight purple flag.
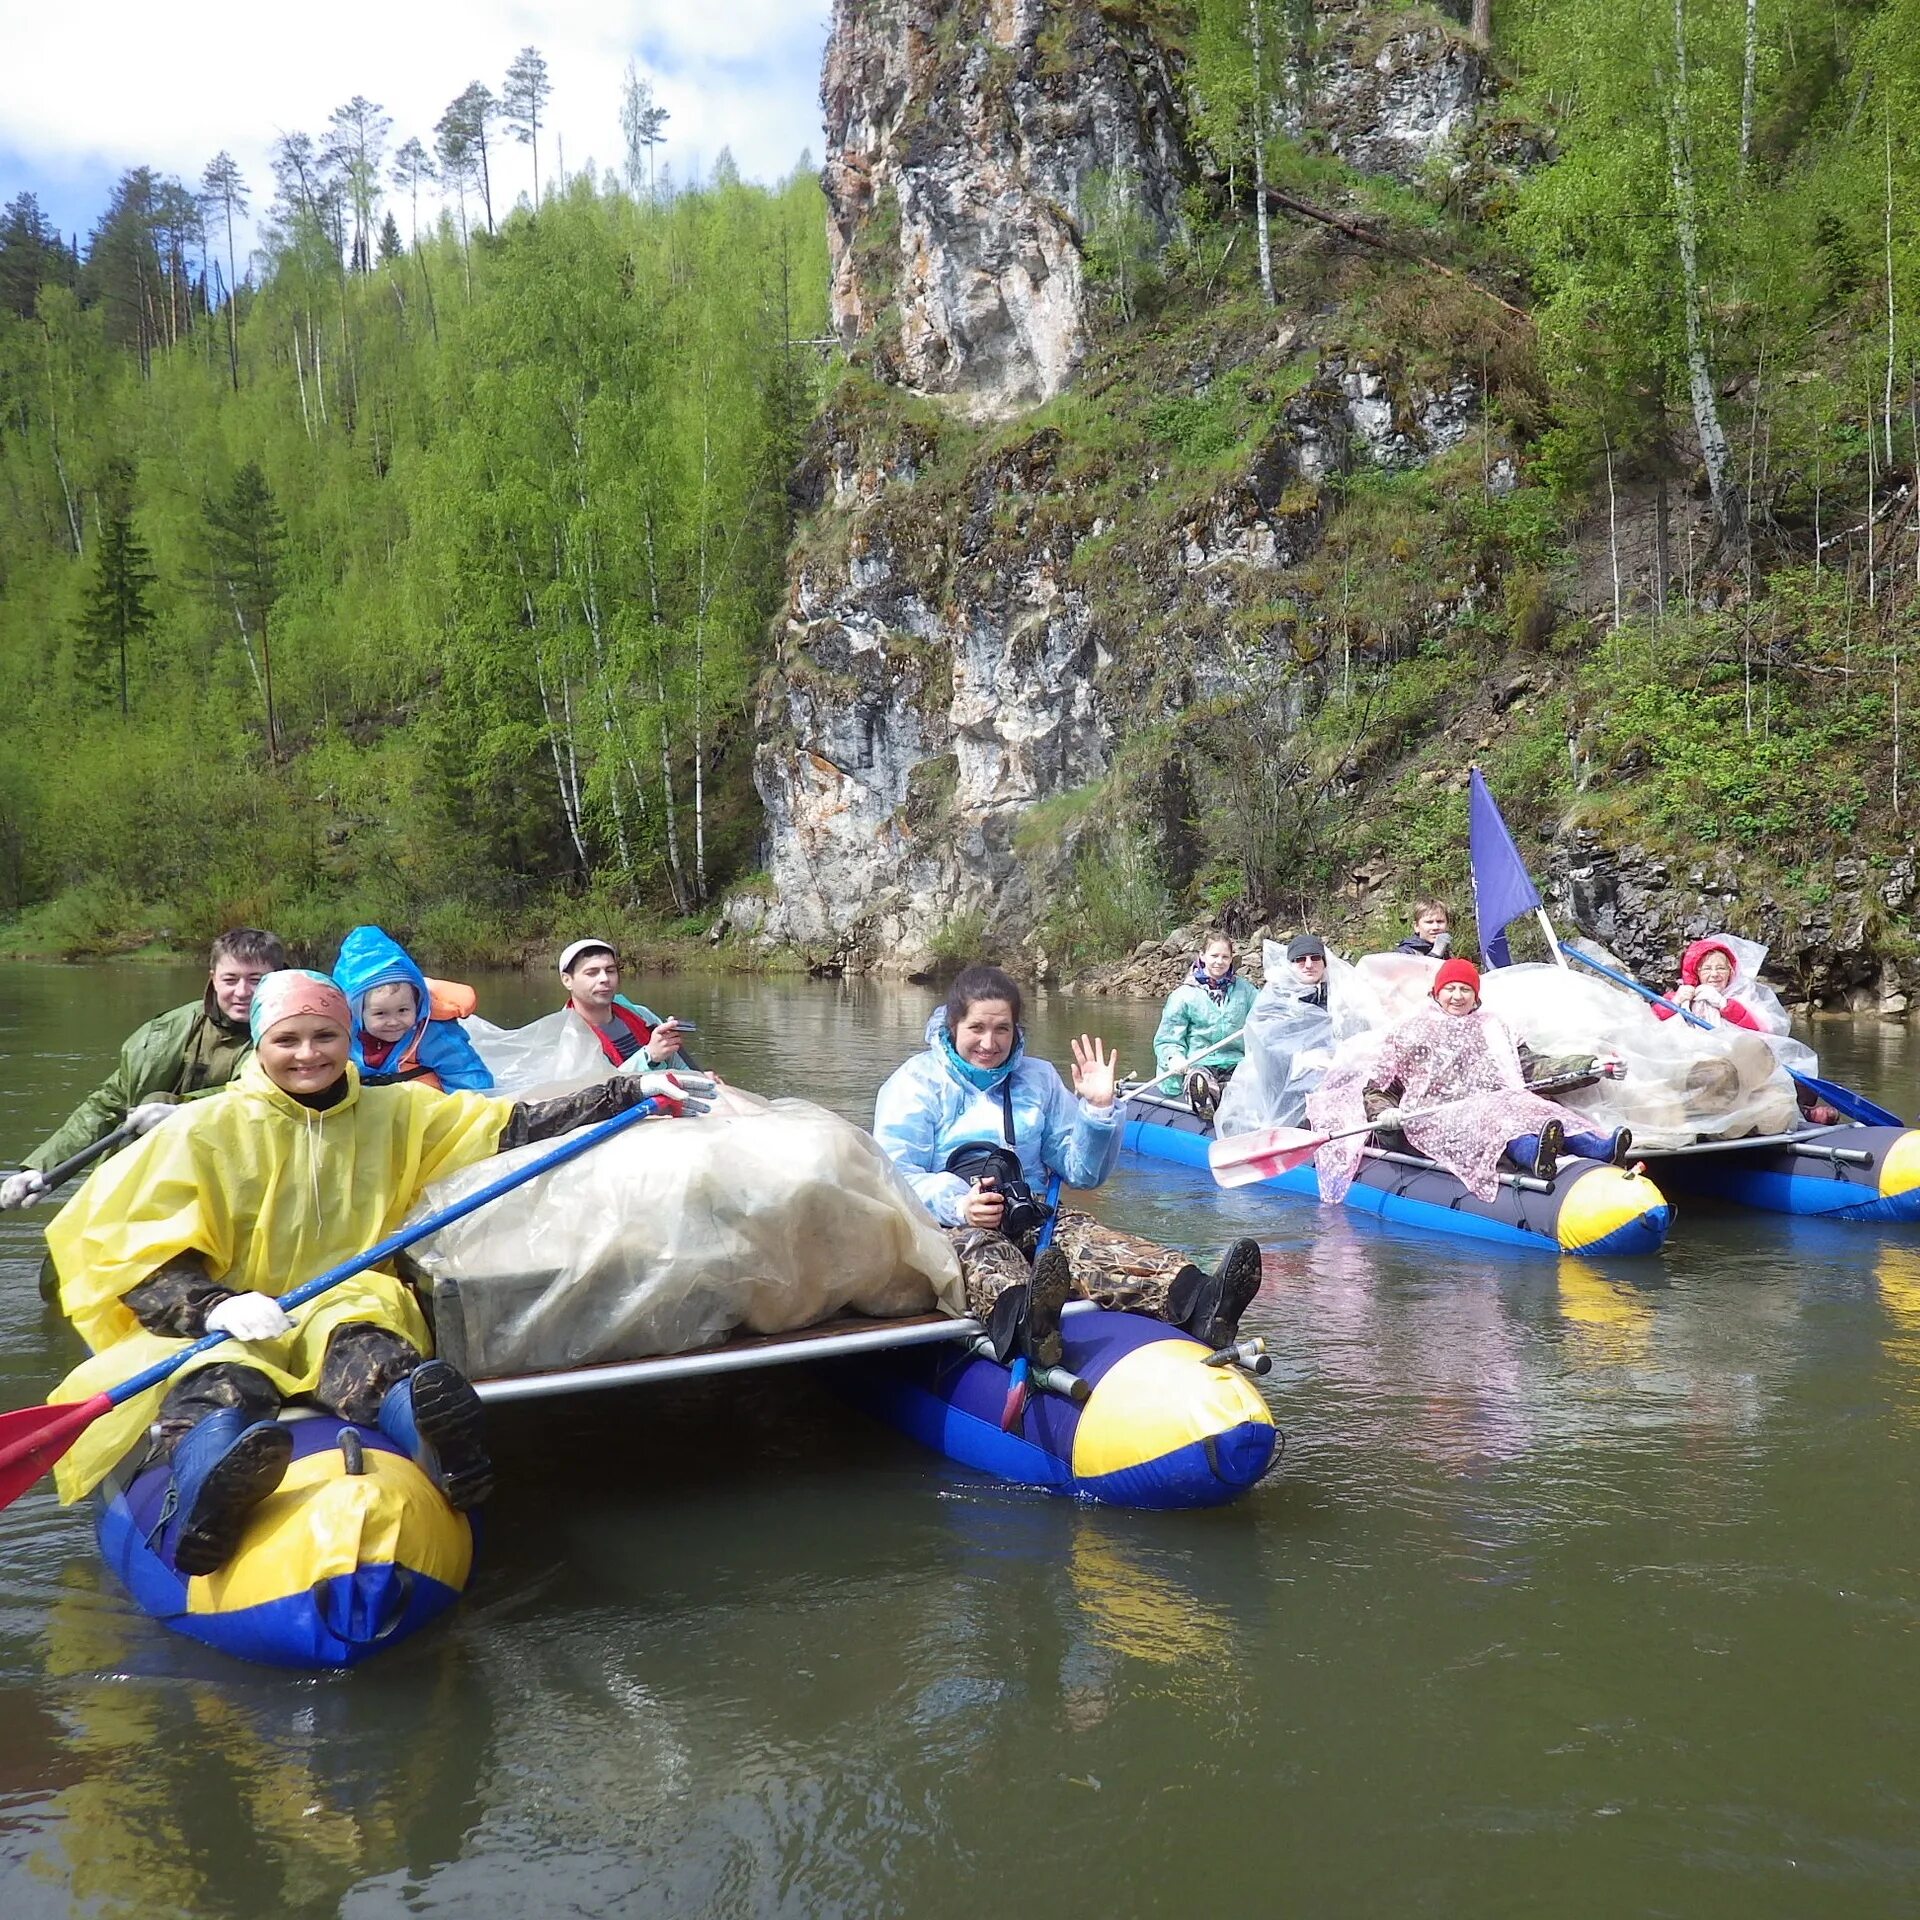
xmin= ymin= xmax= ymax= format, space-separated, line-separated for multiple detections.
xmin=1467 ymin=768 xmax=1540 ymax=969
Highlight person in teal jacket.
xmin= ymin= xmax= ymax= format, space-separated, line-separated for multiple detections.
xmin=1153 ymin=934 xmax=1258 ymax=1116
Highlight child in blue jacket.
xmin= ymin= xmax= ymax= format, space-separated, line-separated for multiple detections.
xmin=333 ymin=925 xmax=494 ymax=1093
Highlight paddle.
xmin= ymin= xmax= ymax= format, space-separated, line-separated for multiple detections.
xmin=1000 ymin=1171 xmax=1064 ymax=1434
xmin=1122 ymin=1026 xmax=1249 ymax=1098
xmin=1560 ymin=946 xmax=1905 ymax=1129
xmin=0 ymin=1096 xmax=664 ymax=1514
xmin=1209 ymin=1102 xmax=1475 ymax=1188
xmin=6 ymin=1119 xmax=142 ymax=1199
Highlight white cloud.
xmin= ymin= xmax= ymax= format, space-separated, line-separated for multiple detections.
xmin=0 ymin=0 xmax=829 ymax=245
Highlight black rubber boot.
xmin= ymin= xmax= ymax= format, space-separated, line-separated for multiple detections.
xmin=1163 ymin=1261 xmax=1209 ymax=1331
xmin=1609 ymin=1127 xmax=1634 ymax=1167
xmin=1531 ymin=1119 xmax=1566 ymax=1181
xmin=171 ymin=1411 xmax=295 ymax=1577
xmin=985 ymin=1285 xmax=1029 ymax=1365
xmin=379 ymin=1361 xmax=494 ymax=1511
xmin=1174 ymin=1240 xmax=1265 ymax=1348
xmin=1025 ymin=1248 xmax=1073 ymax=1371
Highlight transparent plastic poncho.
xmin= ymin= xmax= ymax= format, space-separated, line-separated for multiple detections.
xmin=1475 ymin=945 xmax=1813 ymax=1149
xmin=1308 ymin=1003 xmax=1594 ymax=1203
xmin=463 ymin=1009 xmax=616 ymax=1099
xmin=406 ymin=1088 xmax=966 ymax=1378
xmin=1214 ymin=944 xmax=1389 ymax=1135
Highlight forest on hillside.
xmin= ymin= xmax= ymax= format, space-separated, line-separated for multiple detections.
xmin=0 ymin=53 xmax=827 ymax=959
xmin=1020 ymin=0 xmax=1920 ymax=968
xmin=5 ymin=2 xmax=1920 ymax=968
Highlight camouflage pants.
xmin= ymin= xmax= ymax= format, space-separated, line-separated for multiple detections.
xmin=150 ymin=1323 xmax=424 ymax=1461
xmin=948 ymin=1206 xmax=1202 ymax=1322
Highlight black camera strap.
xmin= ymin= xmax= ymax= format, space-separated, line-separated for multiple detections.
xmin=1000 ymin=1079 xmax=1017 ymax=1146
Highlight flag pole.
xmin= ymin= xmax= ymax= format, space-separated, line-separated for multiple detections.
xmin=1535 ymin=906 xmax=1568 ymax=969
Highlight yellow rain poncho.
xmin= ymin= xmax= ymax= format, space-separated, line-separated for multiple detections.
xmin=46 ymin=1058 xmax=511 ymax=1502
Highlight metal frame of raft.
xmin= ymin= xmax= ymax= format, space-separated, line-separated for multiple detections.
xmin=1120 ymin=1090 xmax=1672 ymax=1257
xmin=1639 ymin=1122 xmax=1920 ymax=1221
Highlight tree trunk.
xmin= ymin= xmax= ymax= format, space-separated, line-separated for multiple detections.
xmin=1739 ymin=0 xmax=1758 ymax=178
xmin=222 ymin=202 xmax=241 ymax=391
xmin=1249 ymin=1 xmax=1274 ymax=304
xmin=1471 ymin=0 xmax=1493 ymax=46
xmin=1667 ymin=0 xmax=1746 ymax=557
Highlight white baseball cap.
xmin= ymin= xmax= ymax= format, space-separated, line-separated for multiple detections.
xmin=557 ymin=937 xmax=618 ymax=975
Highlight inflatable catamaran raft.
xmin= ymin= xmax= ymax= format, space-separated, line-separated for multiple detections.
xmin=80 ymin=1090 xmax=1277 ymax=1670
xmin=92 ymin=1301 xmax=1278 ymax=1670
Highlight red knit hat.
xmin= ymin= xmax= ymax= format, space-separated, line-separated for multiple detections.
xmin=1432 ymin=957 xmax=1482 ymax=1002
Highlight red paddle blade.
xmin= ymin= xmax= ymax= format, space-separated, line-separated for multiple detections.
xmin=1207 ymin=1127 xmax=1326 ymax=1188
xmin=0 ymin=1393 xmax=112 ymax=1511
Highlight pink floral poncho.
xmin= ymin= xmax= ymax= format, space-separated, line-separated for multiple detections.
xmin=1307 ymin=1002 xmax=1592 ymax=1204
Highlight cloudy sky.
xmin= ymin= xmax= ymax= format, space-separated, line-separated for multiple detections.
xmin=1 ymin=0 xmax=831 ymax=254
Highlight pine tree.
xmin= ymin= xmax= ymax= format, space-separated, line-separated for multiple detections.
xmin=502 ymin=46 xmax=552 ymax=206
xmin=198 ymin=153 xmax=249 ymax=390
xmin=0 ymin=193 xmax=76 ymax=319
xmin=78 ymin=475 xmax=156 ymax=716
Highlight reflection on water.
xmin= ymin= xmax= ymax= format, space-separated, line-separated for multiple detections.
xmin=4 ymin=965 xmax=1920 ymax=1915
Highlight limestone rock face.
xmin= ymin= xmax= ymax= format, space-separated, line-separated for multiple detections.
xmin=748 ymin=422 xmax=1112 ymax=967
xmin=822 ymin=0 xmax=1188 ymax=422
xmin=1314 ymin=17 xmax=1487 ymax=186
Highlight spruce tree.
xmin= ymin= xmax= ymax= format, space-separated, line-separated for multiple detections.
xmin=78 ymin=494 xmax=156 ymax=716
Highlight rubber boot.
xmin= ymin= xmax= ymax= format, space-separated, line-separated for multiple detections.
xmin=378 ymin=1361 xmax=494 ymax=1511
xmin=1609 ymin=1127 xmax=1634 ymax=1168
xmin=169 ymin=1408 xmax=294 ymax=1577
xmin=1183 ymin=1067 xmax=1222 ymax=1123
xmin=1025 ymin=1248 xmax=1073 ymax=1371
xmin=984 ymin=1285 xmax=1029 ymax=1365
xmin=1170 ymin=1240 xmax=1265 ymax=1349
xmin=1531 ymin=1119 xmax=1566 ymax=1181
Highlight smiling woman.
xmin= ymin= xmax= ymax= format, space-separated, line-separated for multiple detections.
xmin=873 ymin=963 xmax=1266 ymax=1372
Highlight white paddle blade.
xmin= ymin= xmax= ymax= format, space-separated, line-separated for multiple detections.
xmin=1207 ymin=1127 xmax=1325 ymax=1188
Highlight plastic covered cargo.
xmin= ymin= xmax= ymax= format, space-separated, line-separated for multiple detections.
xmin=408 ymin=1089 xmax=965 ymax=1377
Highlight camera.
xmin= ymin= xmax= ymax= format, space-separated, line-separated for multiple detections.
xmin=944 ymin=1143 xmax=1054 ymax=1245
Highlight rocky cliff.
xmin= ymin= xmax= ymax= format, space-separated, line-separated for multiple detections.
xmin=733 ymin=0 xmax=1914 ymax=1014
xmin=737 ymin=0 xmax=1515 ymax=975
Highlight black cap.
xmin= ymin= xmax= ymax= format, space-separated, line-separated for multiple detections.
xmin=1286 ymin=934 xmax=1327 ymax=962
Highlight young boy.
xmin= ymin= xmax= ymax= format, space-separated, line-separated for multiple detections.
xmin=1396 ymin=901 xmax=1453 ymax=958
xmin=335 ymin=924 xmax=493 ymax=1092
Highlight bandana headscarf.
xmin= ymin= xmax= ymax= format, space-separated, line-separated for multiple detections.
xmin=249 ymin=969 xmax=353 ymax=1042
xmin=1191 ymin=953 xmax=1237 ymax=1004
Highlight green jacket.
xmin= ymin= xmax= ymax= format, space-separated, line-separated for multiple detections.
xmin=24 ymin=999 xmax=254 ymax=1173
xmin=1153 ymin=975 xmax=1259 ymax=1093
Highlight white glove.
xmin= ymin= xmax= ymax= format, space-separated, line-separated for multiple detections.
xmin=125 ymin=1100 xmax=178 ymax=1136
xmin=0 ymin=1169 xmax=48 ymax=1209
xmin=1371 ymin=1105 xmax=1404 ymax=1125
xmin=1164 ymin=1055 xmax=1187 ymax=1076
xmin=204 ymin=1292 xmax=295 ymax=1342
xmin=1597 ymin=1055 xmax=1629 ymax=1080
xmin=1430 ymin=932 xmax=1451 ymax=958
xmin=637 ymin=1070 xmax=717 ymax=1116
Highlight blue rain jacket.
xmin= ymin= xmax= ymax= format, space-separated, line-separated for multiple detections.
xmin=872 ymin=1012 xmax=1122 ymax=1227
xmin=332 ymin=924 xmax=494 ymax=1093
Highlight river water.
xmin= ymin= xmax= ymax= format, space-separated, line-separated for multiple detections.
xmin=3 ymin=961 xmax=1919 ymax=1918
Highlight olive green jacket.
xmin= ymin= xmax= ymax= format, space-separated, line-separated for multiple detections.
xmin=24 ymin=1000 xmax=253 ymax=1172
